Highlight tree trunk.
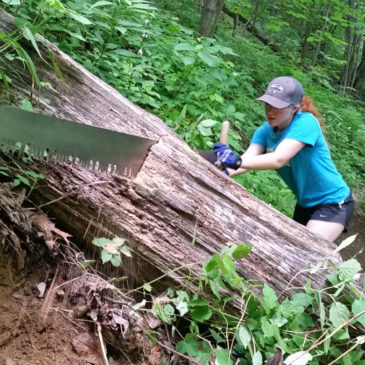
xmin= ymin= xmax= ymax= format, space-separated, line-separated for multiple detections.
xmin=210 ymin=0 xmax=224 ymax=37
xmin=312 ymin=1 xmax=332 ymax=67
xmin=300 ymin=19 xmax=312 ymax=66
xmin=354 ymin=41 xmax=365 ymax=89
xmin=0 ymin=10 xmax=342 ymax=311
xmin=198 ymin=0 xmax=218 ymax=37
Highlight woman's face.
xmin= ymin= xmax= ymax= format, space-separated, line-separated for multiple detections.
xmin=265 ymin=103 xmax=299 ymax=131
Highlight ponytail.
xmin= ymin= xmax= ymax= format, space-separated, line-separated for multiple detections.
xmin=300 ymin=96 xmax=326 ymax=137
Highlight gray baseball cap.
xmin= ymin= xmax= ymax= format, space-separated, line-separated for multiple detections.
xmin=256 ymin=76 xmax=304 ymax=108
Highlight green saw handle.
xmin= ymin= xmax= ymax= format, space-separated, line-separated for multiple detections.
xmin=219 ymin=120 xmax=230 ymax=144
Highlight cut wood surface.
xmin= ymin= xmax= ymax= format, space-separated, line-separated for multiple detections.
xmin=0 ymin=10 xmax=342 ymax=308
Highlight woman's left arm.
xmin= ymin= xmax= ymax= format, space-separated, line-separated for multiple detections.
xmin=240 ymin=138 xmax=305 ymax=170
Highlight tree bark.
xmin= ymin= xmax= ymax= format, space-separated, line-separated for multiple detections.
xmin=0 ymin=10 xmax=342 ymax=311
xmin=198 ymin=0 xmax=218 ymax=37
xmin=354 ymin=42 xmax=365 ymax=89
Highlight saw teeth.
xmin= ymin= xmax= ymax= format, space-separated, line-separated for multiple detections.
xmin=1 ymin=144 xmax=131 ymax=176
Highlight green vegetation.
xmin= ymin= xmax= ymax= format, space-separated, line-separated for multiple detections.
xmin=151 ymin=242 xmax=365 ymax=364
xmin=1 ymin=0 xmax=364 ymax=216
xmin=1 ymin=1 xmax=364 ymax=362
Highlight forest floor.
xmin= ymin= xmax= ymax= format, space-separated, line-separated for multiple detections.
xmin=0 ymin=205 xmax=363 ymax=365
xmin=0 ymin=249 xmax=167 ymax=365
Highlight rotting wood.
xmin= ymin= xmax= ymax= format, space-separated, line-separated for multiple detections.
xmin=0 ymin=10 xmax=342 ymax=310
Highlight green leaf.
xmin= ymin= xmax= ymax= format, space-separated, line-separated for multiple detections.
xmin=214 ymin=348 xmax=232 ymax=365
xmin=332 ymin=327 xmax=350 ymax=341
xmin=23 ymin=26 xmax=42 ymax=58
xmin=198 ymin=124 xmax=213 ymax=136
xmin=261 ymin=317 xmax=275 ymax=338
xmin=101 ymin=249 xmax=112 ymax=263
xmin=176 ymin=301 xmax=188 ymax=316
xmin=252 ymin=351 xmax=263 ymax=365
xmin=284 ymin=351 xmax=312 ymax=364
xmin=110 ymin=255 xmax=121 ymax=267
xmin=290 ymin=293 xmax=312 ymax=308
xmin=238 ymin=325 xmax=251 ymax=349
xmin=13 ymin=178 xmax=20 ymax=187
xmin=114 ymin=49 xmax=138 ymax=57
xmin=181 ymin=56 xmax=195 ymax=65
xmin=232 ymin=245 xmax=252 ymax=259
xmin=20 ymin=99 xmax=33 ymax=111
xmin=188 ymin=299 xmax=210 ymax=307
xmin=16 ymin=174 xmax=30 ymax=186
xmin=164 ymin=304 xmax=175 ymax=318
xmin=262 ymin=285 xmax=278 ymax=314
xmin=89 ymin=1 xmax=112 ymax=9
xmin=110 ymin=276 xmax=128 ymax=282
xmin=199 ymin=119 xmax=217 ymax=128
xmin=68 ymin=10 xmax=92 ymax=25
xmin=209 ymin=280 xmax=221 ymax=301
xmin=1 ymin=0 xmax=20 ymax=5
xmin=210 ymin=329 xmax=225 ymax=343
xmin=334 ymin=234 xmax=358 ymax=253
xmin=197 ymin=51 xmax=219 ymax=67
xmin=174 ymin=43 xmax=195 ymax=52
xmin=296 ymin=312 xmax=314 ymax=327
xmin=339 ymin=258 xmax=361 ymax=281
xmin=24 ymin=170 xmax=44 ymax=179
xmin=177 ymin=334 xmax=211 ymax=362
xmin=79 ymin=260 xmax=96 ymax=269
xmin=190 ymin=306 xmax=212 ymax=322
xmin=352 ymin=299 xmax=365 ymax=326
xmin=92 ymin=237 xmax=110 ymax=247
xmin=120 ymin=245 xmax=132 ymax=257
xmin=143 ymin=283 xmax=152 ymax=292
xmin=329 ymin=302 xmax=350 ymax=328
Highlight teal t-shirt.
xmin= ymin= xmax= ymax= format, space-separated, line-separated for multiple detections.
xmin=251 ymin=111 xmax=350 ymax=207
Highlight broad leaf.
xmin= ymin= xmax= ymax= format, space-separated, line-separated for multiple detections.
xmin=238 ymin=325 xmax=251 ymax=348
xmin=262 ymin=285 xmax=278 ymax=314
xmin=214 ymin=348 xmax=232 ymax=365
xmin=352 ymin=299 xmax=365 ymax=326
xmin=190 ymin=306 xmax=212 ymax=322
xmin=339 ymin=259 xmax=361 ymax=281
xmin=174 ymin=43 xmax=195 ymax=52
xmin=252 ymin=351 xmax=263 ymax=365
xmin=101 ymin=249 xmax=112 ymax=264
xmin=329 ymin=302 xmax=350 ymax=328
xmin=284 ymin=351 xmax=312 ymax=364
xmin=232 ymin=245 xmax=252 ymax=259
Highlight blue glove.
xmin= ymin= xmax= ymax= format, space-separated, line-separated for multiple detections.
xmin=213 ymin=143 xmax=241 ymax=170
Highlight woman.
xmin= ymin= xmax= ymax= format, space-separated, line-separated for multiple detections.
xmin=214 ymin=76 xmax=354 ymax=242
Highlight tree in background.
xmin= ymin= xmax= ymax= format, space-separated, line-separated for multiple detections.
xmin=198 ymin=0 xmax=224 ymax=37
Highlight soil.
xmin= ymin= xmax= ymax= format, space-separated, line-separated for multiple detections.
xmin=0 ymin=252 xmax=166 ymax=365
xmin=0 ymin=254 xmax=91 ymax=365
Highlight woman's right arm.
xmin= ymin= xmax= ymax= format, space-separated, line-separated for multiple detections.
xmin=227 ymin=143 xmax=265 ymax=177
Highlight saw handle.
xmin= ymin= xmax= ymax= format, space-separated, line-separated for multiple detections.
xmin=219 ymin=120 xmax=230 ymax=145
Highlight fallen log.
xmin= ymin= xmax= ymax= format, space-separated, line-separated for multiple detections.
xmin=0 ymin=10 xmax=342 ymax=309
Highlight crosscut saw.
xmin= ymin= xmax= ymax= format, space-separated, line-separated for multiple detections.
xmin=0 ymin=105 xmax=157 ymax=178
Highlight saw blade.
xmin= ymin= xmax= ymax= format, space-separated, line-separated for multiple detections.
xmin=0 ymin=105 xmax=157 ymax=177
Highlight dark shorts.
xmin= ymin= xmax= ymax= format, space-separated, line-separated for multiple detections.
xmin=293 ymin=192 xmax=354 ymax=232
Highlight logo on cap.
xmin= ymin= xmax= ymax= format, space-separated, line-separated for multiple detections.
xmin=269 ymin=83 xmax=284 ymax=94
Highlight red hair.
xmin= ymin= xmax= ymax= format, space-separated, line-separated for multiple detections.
xmin=300 ymin=96 xmax=326 ymax=136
